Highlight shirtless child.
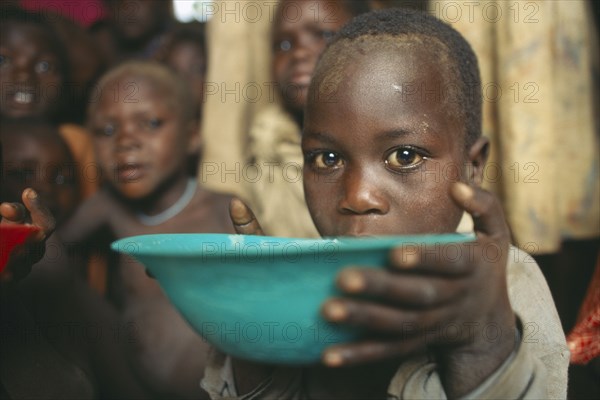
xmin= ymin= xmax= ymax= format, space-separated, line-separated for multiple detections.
xmin=60 ymin=61 xmax=233 ymax=399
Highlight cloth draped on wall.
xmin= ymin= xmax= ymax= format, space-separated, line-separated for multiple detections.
xmin=200 ymin=0 xmax=274 ymax=199
xmin=431 ymin=0 xmax=600 ymax=253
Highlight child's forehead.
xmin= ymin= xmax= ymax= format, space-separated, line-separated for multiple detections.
xmin=2 ymin=21 xmax=53 ymax=45
xmin=308 ymin=36 xmax=467 ymax=140
xmin=273 ymin=0 xmax=349 ymax=29
xmin=316 ymin=37 xmax=451 ymax=96
xmin=101 ymin=74 xmax=175 ymax=102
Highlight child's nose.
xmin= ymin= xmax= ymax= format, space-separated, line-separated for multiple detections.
xmin=115 ymin=122 xmax=141 ymax=151
xmin=337 ymin=170 xmax=390 ymax=215
xmin=291 ymin=33 xmax=319 ymax=62
xmin=12 ymin=58 xmax=35 ymax=83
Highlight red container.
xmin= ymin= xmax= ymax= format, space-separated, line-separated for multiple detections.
xmin=0 ymin=224 xmax=40 ymax=273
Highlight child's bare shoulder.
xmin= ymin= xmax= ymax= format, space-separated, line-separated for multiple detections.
xmin=175 ymin=186 xmax=235 ymax=234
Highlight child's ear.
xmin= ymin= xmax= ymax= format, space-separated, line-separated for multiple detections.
xmin=466 ymin=136 xmax=489 ymax=186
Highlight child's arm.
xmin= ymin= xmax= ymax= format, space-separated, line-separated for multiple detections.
xmin=57 ymin=186 xmax=118 ymax=243
xmin=319 ymin=182 xmax=562 ymax=398
xmin=218 ymin=193 xmax=565 ymax=399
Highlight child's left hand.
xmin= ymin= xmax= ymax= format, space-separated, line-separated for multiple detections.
xmin=1 ymin=188 xmax=55 ymax=284
xmin=320 ymin=182 xmax=516 ymax=396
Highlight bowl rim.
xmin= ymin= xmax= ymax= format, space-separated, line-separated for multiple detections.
xmin=111 ymin=232 xmax=475 ymax=258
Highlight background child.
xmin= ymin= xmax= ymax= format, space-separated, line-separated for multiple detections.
xmin=205 ymin=8 xmax=568 ymax=399
xmin=1 ymin=119 xmax=80 ymax=224
xmin=1 ymin=170 xmax=149 ymax=398
xmin=155 ymin=21 xmax=207 ymax=177
xmin=0 ymin=7 xmax=99 ymax=199
xmin=59 ymin=61 xmax=234 ymax=399
xmin=241 ymin=0 xmax=370 ymax=238
xmin=155 ymin=21 xmax=207 ymax=118
xmin=0 ymin=7 xmax=69 ymax=122
xmin=90 ymin=0 xmax=175 ymax=67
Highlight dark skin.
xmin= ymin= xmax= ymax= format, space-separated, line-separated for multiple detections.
xmin=90 ymin=74 xmax=200 ymax=215
xmin=0 ymin=189 xmax=54 ymax=285
xmin=163 ymin=41 xmax=206 ymax=109
xmin=272 ymin=0 xmax=353 ymax=126
xmin=59 ymin=74 xmax=234 ymax=399
xmin=229 ymin=44 xmax=515 ymax=398
xmin=1 ymin=128 xmax=80 ymax=224
xmin=0 ymin=22 xmax=64 ymax=120
xmin=93 ymin=0 xmax=173 ymax=66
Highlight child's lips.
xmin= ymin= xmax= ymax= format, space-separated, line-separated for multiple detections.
xmin=289 ymin=69 xmax=312 ymax=87
xmin=116 ymin=163 xmax=147 ymax=182
xmin=290 ymin=73 xmax=311 ymax=87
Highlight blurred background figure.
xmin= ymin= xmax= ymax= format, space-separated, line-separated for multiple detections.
xmin=155 ymin=21 xmax=207 ymax=177
xmin=18 ymin=0 xmax=108 ymax=28
xmin=155 ymin=22 xmax=207 ymax=110
xmin=90 ymin=0 xmax=175 ymax=66
xmin=201 ymin=0 xmax=370 ymax=238
xmin=0 ymin=6 xmax=99 ymax=198
xmin=0 ymin=119 xmax=80 ymax=225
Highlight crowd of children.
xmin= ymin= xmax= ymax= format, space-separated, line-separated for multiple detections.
xmin=0 ymin=1 xmax=597 ymax=399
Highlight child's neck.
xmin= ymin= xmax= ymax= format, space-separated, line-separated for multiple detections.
xmin=132 ymin=175 xmax=197 ymax=226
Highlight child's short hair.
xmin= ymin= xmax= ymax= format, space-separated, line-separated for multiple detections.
xmin=88 ymin=61 xmax=196 ymax=124
xmin=313 ymin=8 xmax=482 ymax=148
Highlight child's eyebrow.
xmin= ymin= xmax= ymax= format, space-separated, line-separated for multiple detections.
xmin=382 ymin=129 xmax=417 ymax=140
xmin=303 ymin=128 xmax=433 ymax=147
xmin=302 ymin=131 xmax=337 ymax=145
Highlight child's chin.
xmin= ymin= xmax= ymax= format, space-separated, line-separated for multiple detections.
xmin=111 ymin=183 xmax=150 ymax=202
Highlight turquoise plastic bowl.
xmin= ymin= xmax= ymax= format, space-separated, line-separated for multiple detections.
xmin=111 ymin=233 xmax=472 ymax=365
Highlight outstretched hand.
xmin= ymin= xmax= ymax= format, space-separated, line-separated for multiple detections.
xmin=229 ymin=198 xmax=264 ymax=236
xmin=1 ymin=188 xmax=56 ymax=284
xmin=320 ymin=182 xmax=516 ymax=397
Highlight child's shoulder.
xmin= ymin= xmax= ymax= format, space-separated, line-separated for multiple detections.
xmin=175 ymin=185 xmax=235 ymax=234
xmin=505 ymin=247 xmax=568 ymax=365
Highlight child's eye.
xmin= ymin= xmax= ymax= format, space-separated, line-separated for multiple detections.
xmin=310 ymin=151 xmax=344 ymax=170
xmin=34 ymin=60 xmax=51 ymax=74
xmin=53 ymin=172 xmax=76 ymax=186
xmin=277 ymin=39 xmax=292 ymax=52
xmin=144 ymin=118 xmax=163 ymax=130
xmin=385 ymin=148 xmax=426 ymax=171
xmin=95 ymin=123 xmax=116 ymax=137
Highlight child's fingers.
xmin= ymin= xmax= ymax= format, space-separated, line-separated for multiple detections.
xmin=450 ymin=182 xmax=509 ymax=239
xmin=335 ymin=268 xmax=464 ymax=308
xmin=21 ymin=188 xmax=55 ymax=240
xmin=322 ymin=336 xmax=427 ymax=367
xmin=321 ymin=296 xmax=451 ymax=334
xmin=0 ymin=202 xmax=27 ymax=223
xmin=229 ymin=198 xmax=265 ymax=236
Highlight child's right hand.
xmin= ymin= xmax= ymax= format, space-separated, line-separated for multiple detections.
xmin=229 ymin=198 xmax=265 ymax=236
xmin=1 ymin=188 xmax=55 ymax=284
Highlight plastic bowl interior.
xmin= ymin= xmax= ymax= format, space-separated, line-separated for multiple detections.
xmin=0 ymin=224 xmax=40 ymax=273
xmin=112 ymin=233 xmax=473 ymax=365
